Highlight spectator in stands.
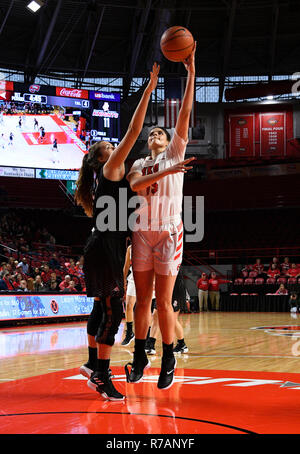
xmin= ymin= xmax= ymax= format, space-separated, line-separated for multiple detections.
xmin=275 ymin=283 xmax=288 ymax=295
xmin=197 ymin=272 xmax=209 ymax=311
xmin=59 ymin=275 xmax=71 ymax=292
xmin=0 ymin=271 xmax=14 ymax=290
xmin=49 ymin=253 xmax=60 ymax=270
xmin=286 ymin=263 xmax=300 ymax=279
xmin=65 ymin=280 xmax=77 ymax=293
xmin=267 ymin=264 xmax=280 ymax=279
xmin=270 ymin=257 xmax=280 ymax=271
xmin=281 ymin=257 xmax=290 ymax=274
xmin=34 ymin=275 xmax=44 ymax=292
xmin=17 ymin=257 xmax=29 ymax=275
xmin=47 ymin=279 xmax=59 ymax=293
xmin=17 ymin=280 xmax=28 ymax=292
xmin=289 ymin=292 xmax=300 ymax=312
xmin=208 ymin=272 xmax=232 ymax=311
xmin=12 ymin=272 xmax=23 ymax=290
xmin=41 ymin=264 xmax=52 ymax=285
xmin=252 ymin=258 xmax=265 ymax=276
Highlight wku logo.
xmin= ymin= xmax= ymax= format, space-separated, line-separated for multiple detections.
xmin=29 ymin=84 xmax=40 ymax=93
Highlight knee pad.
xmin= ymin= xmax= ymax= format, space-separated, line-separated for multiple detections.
xmin=95 ymin=296 xmax=123 ymax=346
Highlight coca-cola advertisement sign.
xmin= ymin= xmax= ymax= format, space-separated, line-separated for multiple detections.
xmin=56 ymin=86 xmax=89 ymax=99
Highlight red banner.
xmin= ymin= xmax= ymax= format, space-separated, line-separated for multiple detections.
xmin=229 ymin=114 xmax=255 ymax=157
xmin=259 ymin=112 xmax=286 ymax=156
xmin=0 ymin=80 xmax=14 ymax=91
xmin=55 ymin=87 xmax=89 ymax=99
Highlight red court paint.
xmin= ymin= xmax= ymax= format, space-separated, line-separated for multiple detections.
xmin=1 ymin=367 xmax=300 ymax=434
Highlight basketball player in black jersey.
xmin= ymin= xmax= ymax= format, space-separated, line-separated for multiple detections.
xmin=75 ymin=63 xmax=160 ymax=401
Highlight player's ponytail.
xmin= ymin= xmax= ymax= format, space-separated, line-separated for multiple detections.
xmin=75 ymin=143 xmax=104 ymax=217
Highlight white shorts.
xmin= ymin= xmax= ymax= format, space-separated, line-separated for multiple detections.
xmin=132 ymin=220 xmax=183 ymax=276
xmin=126 ymin=278 xmax=136 ymax=298
xmin=126 ymin=275 xmax=156 ymax=299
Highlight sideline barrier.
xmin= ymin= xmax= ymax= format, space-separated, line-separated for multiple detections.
xmin=0 ymin=292 xmax=94 ymax=326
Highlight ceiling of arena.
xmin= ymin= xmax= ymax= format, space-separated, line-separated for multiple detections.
xmin=1 ymin=0 xmax=300 ymax=86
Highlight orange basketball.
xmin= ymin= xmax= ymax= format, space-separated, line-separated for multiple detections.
xmin=160 ymin=26 xmax=194 ymax=62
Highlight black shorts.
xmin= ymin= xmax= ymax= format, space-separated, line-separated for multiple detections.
xmin=151 ymin=297 xmax=183 ymax=313
xmin=83 ymin=230 xmax=127 ymax=299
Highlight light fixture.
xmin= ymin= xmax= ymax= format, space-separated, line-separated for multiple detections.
xmin=26 ymin=0 xmax=44 ymax=13
xmin=266 ymin=95 xmax=274 ymax=100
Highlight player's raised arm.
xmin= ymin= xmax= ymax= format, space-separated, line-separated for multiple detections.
xmin=103 ymin=63 xmax=160 ymax=178
xmin=174 ymin=43 xmax=196 ymax=143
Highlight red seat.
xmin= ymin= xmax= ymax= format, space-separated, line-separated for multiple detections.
xmin=277 ymin=277 xmax=287 ymax=284
xmin=241 ymin=270 xmax=248 ymax=278
xmin=288 ymin=278 xmax=297 ymax=284
xmin=266 ymin=278 xmax=276 ymax=284
xmin=241 ymin=293 xmax=249 ymax=296
xmin=249 ymin=271 xmax=258 ymax=278
xmin=244 ymin=278 xmax=254 ymax=285
xmin=255 ymin=278 xmax=264 ymax=285
xmin=234 ymin=278 xmax=244 ymax=285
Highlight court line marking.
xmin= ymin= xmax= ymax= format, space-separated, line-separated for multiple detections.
xmin=0 ymin=411 xmax=257 ymax=434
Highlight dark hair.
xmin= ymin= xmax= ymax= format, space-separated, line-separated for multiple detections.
xmin=74 ymin=142 xmax=106 ymax=217
xmin=149 ymin=125 xmax=171 ymax=142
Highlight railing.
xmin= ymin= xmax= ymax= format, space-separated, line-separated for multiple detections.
xmin=183 ymin=246 xmax=300 ymax=265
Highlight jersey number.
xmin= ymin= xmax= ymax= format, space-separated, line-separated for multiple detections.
xmin=142 ymin=163 xmax=159 ymax=195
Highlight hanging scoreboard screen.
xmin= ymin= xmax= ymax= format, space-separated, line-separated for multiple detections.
xmin=90 ymin=91 xmax=121 ymax=144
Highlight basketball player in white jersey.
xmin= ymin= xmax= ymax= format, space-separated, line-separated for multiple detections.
xmin=125 ymin=44 xmax=196 ymax=390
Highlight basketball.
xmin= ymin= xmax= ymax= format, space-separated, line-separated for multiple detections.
xmin=160 ymin=26 xmax=194 ymax=62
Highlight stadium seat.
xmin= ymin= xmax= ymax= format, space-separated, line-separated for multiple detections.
xmin=266 ymin=278 xmax=276 ymax=284
xmin=277 ymin=277 xmax=287 ymax=284
xmin=288 ymin=278 xmax=297 ymax=285
xmin=255 ymin=278 xmax=264 ymax=285
xmin=249 ymin=271 xmax=258 ymax=278
xmin=241 ymin=293 xmax=249 ymax=296
xmin=244 ymin=278 xmax=254 ymax=285
xmin=234 ymin=278 xmax=244 ymax=285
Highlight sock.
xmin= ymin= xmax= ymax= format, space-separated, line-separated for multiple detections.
xmin=96 ymin=358 xmax=110 ymax=374
xmin=146 ymin=326 xmax=151 ymax=340
xmin=134 ymin=338 xmax=146 ymax=357
xmin=162 ymin=342 xmax=174 ymax=359
xmin=126 ymin=321 xmax=133 ymax=334
xmin=149 ymin=337 xmax=156 ymax=347
xmin=88 ymin=347 xmax=97 ymax=367
xmin=177 ymin=338 xmax=185 ymax=346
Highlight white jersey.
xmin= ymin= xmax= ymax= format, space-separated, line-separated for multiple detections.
xmin=127 ymin=130 xmax=188 ymax=229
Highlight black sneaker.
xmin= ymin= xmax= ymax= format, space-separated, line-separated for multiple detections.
xmin=157 ymin=357 xmax=177 ymax=390
xmin=87 ymin=371 xmax=124 ymax=401
xmin=173 ymin=342 xmax=189 ymax=354
xmin=80 ymin=362 xmax=113 ymax=379
xmin=121 ymin=331 xmax=135 ymax=346
xmin=125 ymin=354 xmax=151 ymax=383
xmin=79 ymin=362 xmax=94 ymax=378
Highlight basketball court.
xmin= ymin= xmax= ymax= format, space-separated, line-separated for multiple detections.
xmin=1 ymin=311 xmax=300 ymax=435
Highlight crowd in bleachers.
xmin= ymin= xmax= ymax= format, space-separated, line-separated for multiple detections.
xmin=0 ymin=211 xmax=86 ymax=293
xmin=232 ymin=257 xmax=300 ymax=295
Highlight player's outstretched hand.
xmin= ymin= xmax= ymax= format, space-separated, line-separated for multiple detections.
xmin=147 ymin=62 xmax=160 ymax=92
xmin=183 ymin=42 xmax=196 ymax=74
xmin=166 ymin=157 xmax=196 ymax=175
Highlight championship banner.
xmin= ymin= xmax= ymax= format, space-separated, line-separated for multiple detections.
xmin=259 ymin=112 xmax=286 ymax=156
xmin=229 ymin=114 xmax=255 ymax=157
